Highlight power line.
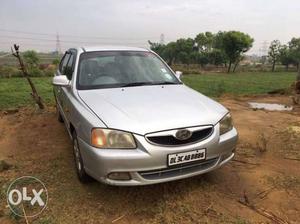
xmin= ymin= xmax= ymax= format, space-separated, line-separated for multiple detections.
xmin=0 ymin=29 xmax=155 ymax=52
xmin=0 ymin=35 xmax=149 ymax=45
xmin=0 ymin=28 xmax=158 ymax=41
xmin=0 ymin=41 xmax=58 ymax=47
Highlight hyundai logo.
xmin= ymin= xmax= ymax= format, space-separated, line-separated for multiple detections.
xmin=175 ymin=129 xmax=192 ymax=140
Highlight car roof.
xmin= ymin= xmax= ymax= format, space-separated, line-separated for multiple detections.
xmin=79 ymin=45 xmax=150 ymax=52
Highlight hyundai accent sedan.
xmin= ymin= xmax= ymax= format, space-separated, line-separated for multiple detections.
xmin=52 ymin=46 xmax=238 ymax=186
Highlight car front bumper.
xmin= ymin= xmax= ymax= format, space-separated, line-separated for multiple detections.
xmin=79 ymin=125 xmax=238 ymax=186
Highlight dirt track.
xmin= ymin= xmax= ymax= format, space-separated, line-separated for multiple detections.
xmin=0 ymin=95 xmax=300 ymax=224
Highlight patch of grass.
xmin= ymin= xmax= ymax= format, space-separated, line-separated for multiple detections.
xmin=0 ymin=77 xmax=53 ymax=109
xmin=266 ymin=175 xmax=300 ymax=189
xmin=232 ymin=218 xmax=251 ymax=224
xmin=34 ymin=216 xmax=57 ymax=224
xmin=8 ymin=206 xmax=22 ymax=221
xmin=0 ymin=72 xmax=297 ymax=109
xmin=182 ymin=72 xmax=296 ymax=97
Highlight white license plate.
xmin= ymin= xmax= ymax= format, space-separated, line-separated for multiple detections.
xmin=168 ymin=149 xmax=206 ymax=166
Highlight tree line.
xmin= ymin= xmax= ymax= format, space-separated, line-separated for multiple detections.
xmin=268 ymin=38 xmax=300 ymax=73
xmin=149 ymin=31 xmax=254 ymax=73
xmin=149 ymin=31 xmax=300 ymax=77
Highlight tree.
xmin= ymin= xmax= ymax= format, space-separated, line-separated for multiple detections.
xmin=148 ymin=30 xmax=252 ymax=71
xmin=23 ymin=50 xmax=40 ymax=69
xmin=162 ymin=42 xmax=177 ymax=65
xmin=289 ymin=38 xmax=300 ymax=81
xmin=208 ymin=49 xmax=227 ymax=66
xmin=175 ymin=38 xmax=195 ymax=64
xmin=268 ymin=40 xmax=281 ymax=72
xmin=232 ymin=55 xmax=244 ymax=73
xmin=195 ymin=32 xmax=214 ymax=52
xmin=149 ymin=41 xmax=174 ymax=65
xmin=212 ymin=31 xmax=229 ymax=67
xmin=12 ymin=45 xmax=44 ymax=109
xmin=190 ymin=51 xmax=199 ymax=64
xmin=177 ymin=52 xmax=189 ymax=64
xmin=279 ymin=45 xmax=294 ymax=71
xmin=220 ymin=31 xmax=254 ymax=73
xmin=198 ymin=52 xmax=210 ymax=67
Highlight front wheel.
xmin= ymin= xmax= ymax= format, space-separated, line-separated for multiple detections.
xmin=72 ymin=131 xmax=92 ymax=183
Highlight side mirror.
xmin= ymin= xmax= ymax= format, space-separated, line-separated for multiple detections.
xmin=175 ymin=71 xmax=182 ymax=80
xmin=52 ymin=75 xmax=70 ymax=87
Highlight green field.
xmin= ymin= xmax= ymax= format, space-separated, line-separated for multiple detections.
xmin=0 ymin=72 xmax=297 ymax=109
xmin=0 ymin=77 xmax=53 ymax=109
xmin=182 ymin=72 xmax=296 ymax=97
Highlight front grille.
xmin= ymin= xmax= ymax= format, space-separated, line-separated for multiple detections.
xmin=146 ymin=127 xmax=213 ymax=146
xmin=139 ymin=157 xmax=218 ymax=180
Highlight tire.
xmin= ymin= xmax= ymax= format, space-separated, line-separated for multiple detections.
xmin=72 ymin=131 xmax=93 ymax=183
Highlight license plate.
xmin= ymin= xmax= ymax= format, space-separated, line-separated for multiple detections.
xmin=168 ymin=149 xmax=206 ymax=166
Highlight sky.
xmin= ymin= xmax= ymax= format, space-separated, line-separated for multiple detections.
xmin=1 ymin=0 xmax=300 ymax=54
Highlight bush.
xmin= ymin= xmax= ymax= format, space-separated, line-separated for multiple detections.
xmin=43 ymin=66 xmax=56 ymax=77
xmin=23 ymin=50 xmax=39 ymax=68
xmin=28 ymin=67 xmax=44 ymax=77
xmin=0 ymin=64 xmax=57 ymax=78
xmin=0 ymin=65 xmax=22 ymax=78
xmin=52 ymin=58 xmax=60 ymax=65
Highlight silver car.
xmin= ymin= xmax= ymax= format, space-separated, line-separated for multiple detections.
xmin=53 ymin=46 xmax=238 ymax=186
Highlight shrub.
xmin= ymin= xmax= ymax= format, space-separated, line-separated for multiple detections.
xmin=23 ymin=50 xmax=39 ymax=68
xmin=43 ymin=66 xmax=56 ymax=77
xmin=28 ymin=67 xmax=44 ymax=77
xmin=52 ymin=58 xmax=60 ymax=65
xmin=0 ymin=65 xmax=22 ymax=78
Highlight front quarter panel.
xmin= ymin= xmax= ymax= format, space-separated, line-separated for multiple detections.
xmin=66 ymin=89 xmax=106 ymax=143
xmin=56 ymin=48 xmax=107 ymax=144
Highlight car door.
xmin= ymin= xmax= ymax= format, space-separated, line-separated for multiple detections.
xmin=59 ymin=50 xmax=76 ymax=124
xmin=54 ymin=52 xmax=70 ymax=119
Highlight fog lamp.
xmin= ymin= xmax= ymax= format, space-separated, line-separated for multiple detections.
xmin=107 ymin=172 xmax=131 ymax=181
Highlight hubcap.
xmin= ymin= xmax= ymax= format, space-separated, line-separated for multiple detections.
xmin=73 ymin=139 xmax=82 ymax=171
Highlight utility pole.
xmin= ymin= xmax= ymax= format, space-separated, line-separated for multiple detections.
xmin=160 ymin=33 xmax=165 ymax=45
xmin=55 ymin=33 xmax=61 ymax=55
xmin=259 ymin=41 xmax=268 ymax=57
xmin=259 ymin=41 xmax=269 ymax=64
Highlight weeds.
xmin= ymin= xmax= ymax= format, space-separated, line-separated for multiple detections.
xmin=256 ymin=133 xmax=268 ymax=153
xmin=266 ymin=175 xmax=300 ymax=189
xmin=233 ymin=217 xmax=250 ymax=224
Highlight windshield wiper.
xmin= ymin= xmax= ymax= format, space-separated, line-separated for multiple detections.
xmin=120 ymin=81 xmax=179 ymax=87
xmin=152 ymin=81 xmax=179 ymax=85
xmin=120 ymin=82 xmax=153 ymax=87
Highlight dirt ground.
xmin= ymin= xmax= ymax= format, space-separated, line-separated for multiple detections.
xmin=0 ymin=95 xmax=300 ymax=224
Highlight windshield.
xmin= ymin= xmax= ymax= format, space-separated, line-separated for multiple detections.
xmin=77 ymin=51 xmax=181 ymax=90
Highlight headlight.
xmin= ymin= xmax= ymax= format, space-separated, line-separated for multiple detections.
xmin=91 ymin=128 xmax=136 ymax=149
xmin=219 ymin=113 xmax=233 ymax=135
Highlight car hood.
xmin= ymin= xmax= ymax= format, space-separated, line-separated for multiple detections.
xmin=78 ymin=85 xmax=228 ymax=135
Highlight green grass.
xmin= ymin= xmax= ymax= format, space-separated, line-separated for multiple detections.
xmin=0 ymin=77 xmax=53 ymax=109
xmin=182 ymin=72 xmax=296 ymax=97
xmin=0 ymin=72 xmax=297 ymax=109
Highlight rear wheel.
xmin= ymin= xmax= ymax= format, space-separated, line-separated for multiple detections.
xmin=72 ymin=131 xmax=93 ymax=183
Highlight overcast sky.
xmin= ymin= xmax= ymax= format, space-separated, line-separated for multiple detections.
xmin=1 ymin=0 xmax=300 ymax=54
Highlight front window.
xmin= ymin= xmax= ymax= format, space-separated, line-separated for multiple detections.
xmin=77 ymin=51 xmax=180 ymax=89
